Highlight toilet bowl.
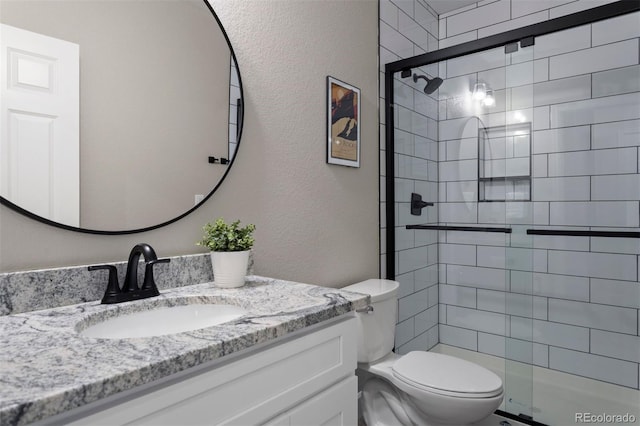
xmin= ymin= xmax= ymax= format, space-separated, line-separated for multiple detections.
xmin=343 ymin=279 xmax=503 ymax=426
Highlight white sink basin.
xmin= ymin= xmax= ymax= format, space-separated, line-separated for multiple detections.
xmin=79 ymin=304 xmax=247 ymax=339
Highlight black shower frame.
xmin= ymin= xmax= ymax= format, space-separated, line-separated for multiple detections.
xmin=384 ymin=0 xmax=640 ymax=279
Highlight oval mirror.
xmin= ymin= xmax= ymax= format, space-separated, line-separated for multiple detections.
xmin=0 ymin=0 xmax=243 ymax=234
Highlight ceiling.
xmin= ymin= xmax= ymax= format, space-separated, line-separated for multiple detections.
xmin=426 ymin=0 xmax=479 ymax=16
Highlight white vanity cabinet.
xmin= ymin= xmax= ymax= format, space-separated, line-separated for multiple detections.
xmin=49 ymin=316 xmax=357 ymax=426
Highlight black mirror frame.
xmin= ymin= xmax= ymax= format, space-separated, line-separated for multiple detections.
xmin=0 ymin=0 xmax=244 ymax=235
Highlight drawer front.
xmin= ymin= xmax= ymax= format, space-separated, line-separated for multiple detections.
xmin=264 ymin=376 xmax=358 ymax=426
xmin=62 ymin=316 xmax=357 ymax=425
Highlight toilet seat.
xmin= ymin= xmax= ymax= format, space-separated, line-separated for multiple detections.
xmin=391 ymin=351 xmax=503 ymax=399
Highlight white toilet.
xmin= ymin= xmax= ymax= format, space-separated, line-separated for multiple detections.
xmin=343 ymin=279 xmax=503 ymax=426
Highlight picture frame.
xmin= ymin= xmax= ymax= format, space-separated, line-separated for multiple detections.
xmin=326 ymin=76 xmax=360 ymax=168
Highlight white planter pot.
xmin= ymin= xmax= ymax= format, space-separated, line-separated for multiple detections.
xmin=210 ymin=250 xmax=250 ymax=288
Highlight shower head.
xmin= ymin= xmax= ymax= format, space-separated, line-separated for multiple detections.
xmin=412 ymin=74 xmax=443 ymax=95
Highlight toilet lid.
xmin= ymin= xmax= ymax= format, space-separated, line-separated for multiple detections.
xmin=392 ymin=352 xmax=503 ymax=397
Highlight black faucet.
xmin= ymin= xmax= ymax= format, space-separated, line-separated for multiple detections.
xmin=88 ymin=243 xmax=170 ymax=304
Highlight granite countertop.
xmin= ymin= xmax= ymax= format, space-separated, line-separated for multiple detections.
xmin=0 ymin=276 xmax=369 ymax=425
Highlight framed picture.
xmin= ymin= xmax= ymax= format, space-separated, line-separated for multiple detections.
xmin=327 ymin=76 xmax=360 ymax=168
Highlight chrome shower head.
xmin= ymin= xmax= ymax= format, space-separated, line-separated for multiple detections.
xmin=413 ymin=74 xmax=443 ymax=95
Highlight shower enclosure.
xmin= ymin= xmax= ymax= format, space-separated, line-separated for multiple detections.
xmin=384 ymin=2 xmax=640 ymax=424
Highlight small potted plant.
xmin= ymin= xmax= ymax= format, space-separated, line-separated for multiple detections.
xmin=197 ymin=218 xmax=256 ymax=288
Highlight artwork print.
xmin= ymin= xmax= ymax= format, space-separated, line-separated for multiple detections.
xmin=327 ymin=76 xmax=360 ymax=167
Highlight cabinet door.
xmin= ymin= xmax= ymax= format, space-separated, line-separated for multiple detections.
xmin=287 ymin=376 xmax=357 ymax=426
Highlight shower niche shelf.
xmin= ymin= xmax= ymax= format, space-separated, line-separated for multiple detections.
xmin=478 ymin=122 xmax=531 ymax=202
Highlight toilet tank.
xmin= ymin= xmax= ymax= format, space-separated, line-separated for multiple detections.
xmin=342 ymin=279 xmax=399 ymax=363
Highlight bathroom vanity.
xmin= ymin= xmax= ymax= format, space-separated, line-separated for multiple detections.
xmin=0 ymin=276 xmax=368 ymax=425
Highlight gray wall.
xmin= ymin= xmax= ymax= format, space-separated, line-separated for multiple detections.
xmin=0 ymin=0 xmax=380 ymax=290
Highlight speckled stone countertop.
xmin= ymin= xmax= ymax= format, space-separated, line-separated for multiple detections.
xmin=0 ymin=276 xmax=369 ymax=425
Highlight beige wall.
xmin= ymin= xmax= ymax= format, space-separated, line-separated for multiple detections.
xmin=0 ymin=0 xmax=380 ymax=289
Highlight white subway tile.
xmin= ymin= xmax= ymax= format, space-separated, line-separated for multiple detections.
xmin=593 ymin=65 xmax=640 ymax=99
xmin=440 ymin=116 xmax=479 ymax=141
xmin=415 ymin=265 xmax=438 ymax=290
xmin=591 ymin=329 xmax=640 ymax=363
xmin=549 ymin=201 xmax=640 ymax=227
xmin=396 ymin=318 xmax=414 ymax=347
xmin=439 ymin=159 xmax=478 ymax=181
xmin=591 ymin=278 xmax=640 ymax=309
xmin=507 ymin=61 xmax=534 ymax=88
xmin=396 ymin=226 xmax=415 ymax=251
xmin=415 ymin=92 xmax=439 ymax=119
xmin=446 ymin=264 xmax=508 ymax=291
xmin=439 ymin=202 xmax=478 ymax=223
xmin=534 ymin=25 xmax=591 ymax=60
xmin=396 ymin=271 xmax=415 ymax=298
xmin=446 ymin=45 xmax=505 ymax=78
xmin=440 ymin=283 xmax=477 ymax=310
xmin=592 ymin=11 xmax=640 ymax=46
xmin=446 ymin=137 xmax=478 ymax=161
xmin=477 ymin=289 xmax=506 ymax=313
xmin=428 ymin=284 xmax=439 ymax=308
xmin=415 ymin=3 xmax=438 ymax=37
xmin=591 ymin=235 xmax=640 ymax=255
xmin=399 ymin=11 xmax=430 ymax=48
xmin=533 ymin=106 xmax=550 ymax=130
xmin=478 ymin=332 xmax=506 ymax=358
xmin=511 ymin=0 xmax=571 ymax=19
xmin=477 ymin=246 xmax=506 ymax=269
xmin=446 ymin=0 xmax=510 ymax=37
xmin=415 ymin=305 xmax=439 ymax=335
xmin=532 ymin=234 xmax=590 ymax=251
xmin=480 ymin=10 xmax=550 ymax=39
xmin=380 ymin=0 xmax=399 ymax=29
xmin=592 ymin=120 xmax=640 ymax=150
xmin=549 ymin=346 xmax=638 ymax=388
xmin=506 ymin=293 xmax=547 ymax=320
xmin=414 ymin=226 xmax=437 ymax=248
xmin=439 ymin=324 xmax=478 ymax=351
xmin=447 ymin=305 xmax=507 ymax=335
xmin=506 ymin=247 xmax=548 ymax=273
xmin=551 ymin=93 xmax=640 ymax=128
xmin=439 ymin=30 xmax=478 ymax=49
xmin=380 ymin=21 xmax=414 ymax=59
xmin=440 ymin=243 xmax=476 ymax=266
xmin=533 ymin=126 xmax=590 ymax=154
xmin=446 ymin=181 xmax=478 ymax=203
xmin=533 ymin=58 xmax=549 ymax=84
xmin=533 ymin=272 xmax=590 ymax=301
xmin=533 ymin=75 xmax=591 ymax=107
xmin=533 ymin=177 xmax=590 ymax=201
xmin=398 ymin=245 xmax=432 ymax=274
xmin=592 ymin=175 xmax=640 ymax=201
xmin=511 ymin=317 xmax=590 ymax=351
xmin=548 ymin=250 xmax=638 ymax=282
xmin=549 ymin=0 xmax=618 ymax=19
xmin=510 ymin=85 xmax=534 ymax=110
xmin=550 ymin=39 xmax=640 ymax=80
xmin=550 ymin=298 xmax=639 ymax=335
xmin=438 ymin=16 xmax=446 ymax=40
xmin=440 ymin=2 xmax=478 ymax=19
xmin=395 ymin=177 xmax=414 ymax=203
xmin=446 ymin=230 xmax=509 ymax=246
xmin=478 ymin=201 xmax=549 ymax=225
xmin=548 ymin=148 xmax=638 ymax=177
xmin=505 ymin=338 xmax=536 ymax=364
xmin=398 ymin=287 xmax=429 ymax=321
xmin=390 ymin=0 xmax=414 ymax=19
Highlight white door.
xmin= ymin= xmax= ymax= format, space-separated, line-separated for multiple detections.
xmin=0 ymin=24 xmax=79 ymax=227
